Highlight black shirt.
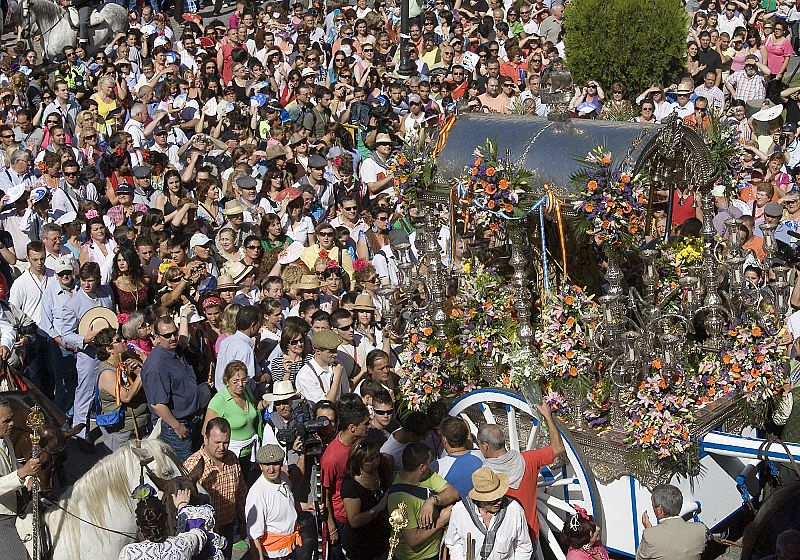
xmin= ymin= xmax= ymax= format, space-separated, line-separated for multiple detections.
xmin=340 ymin=478 xmax=390 ymax=560
xmin=695 ymin=47 xmax=722 ymax=85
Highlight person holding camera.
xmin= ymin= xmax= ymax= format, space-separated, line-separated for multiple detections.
xmin=296 ymin=328 xmax=350 ymax=404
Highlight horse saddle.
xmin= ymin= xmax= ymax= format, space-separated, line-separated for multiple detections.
xmin=65 ymin=5 xmax=105 ymax=30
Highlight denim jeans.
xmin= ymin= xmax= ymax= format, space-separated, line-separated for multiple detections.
xmin=159 ymin=421 xmax=194 ymax=461
xmin=24 ymin=333 xmax=52 ymax=399
xmin=48 ymin=340 xmax=76 ymax=416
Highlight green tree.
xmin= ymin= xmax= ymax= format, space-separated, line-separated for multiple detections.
xmin=564 ymin=0 xmax=688 ymax=96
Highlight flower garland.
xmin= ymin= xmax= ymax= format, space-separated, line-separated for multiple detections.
xmin=571 ymin=147 xmax=647 ymax=248
xmin=534 ymin=284 xmax=597 ymax=384
xmin=706 ymin=117 xmax=747 ymax=199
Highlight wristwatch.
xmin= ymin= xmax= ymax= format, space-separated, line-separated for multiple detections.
xmin=432 ymin=494 xmax=440 ymax=505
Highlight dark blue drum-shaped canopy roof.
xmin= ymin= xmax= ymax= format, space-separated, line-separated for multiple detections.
xmin=435 ymin=114 xmax=663 ymax=199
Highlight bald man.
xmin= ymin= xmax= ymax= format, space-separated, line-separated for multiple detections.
xmin=477 ymin=401 xmax=564 ymax=553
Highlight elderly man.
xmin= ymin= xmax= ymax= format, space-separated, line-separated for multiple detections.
xmin=0 ymin=149 xmax=35 ymax=192
xmin=0 ymin=398 xmax=40 ymax=557
xmin=445 ymin=467 xmax=532 ymax=560
xmin=41 ymin=257 xmax=78 ymax=415
xmin=245 ymin=444 xmax=303 ymax=560
xmin=693 ymin=71 xmax=725 ymax=114
xmin=185 ymin=417 xmax=247 ymax=559
xmin=477 ymin=400 xmax=564 ymax=550
xmin=636 ymin=484 xmax=707 ymax=560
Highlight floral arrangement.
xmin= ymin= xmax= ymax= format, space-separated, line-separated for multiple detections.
xmin=571 ymin=147 xmax=647 ymax=248
xmin=625 ymin=360 xmax=694 ymax=461
xmin=447 ymin=259 xmax=517 ymax=375
xmin=534 ymin=284 xmax=597 ymax=385
xmin=397 ymin=321 xmax=450 ymax=411
xmin=459 ymin=139 xmax=531 ymax=225
xmin=507 ymin=345 xmax=546 ymax=389
xmin=696 ymin=315 xmax=788 ymax=416
xmin=583 ymin=378 xmax=611 ymax=430
xmin=706 ymin=117 xmax=747 ymax=199
xmin=387 ymin=141 xmax=434 ymax=212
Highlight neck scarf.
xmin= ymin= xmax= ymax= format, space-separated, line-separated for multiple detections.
xmin=484 ymin=449 xmax=525 ymax=489
xmin=461 ymin=497 xmax=509 ymax=560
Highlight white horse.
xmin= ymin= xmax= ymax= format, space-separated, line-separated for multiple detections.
xmin=26 ymin=0 xmax=128 ymax=59
xmin=17 ymin=437 xmax=200 ymax=560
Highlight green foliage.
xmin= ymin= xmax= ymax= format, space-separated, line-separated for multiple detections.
xmin=564 ymin=0 xmax=688 ymax=96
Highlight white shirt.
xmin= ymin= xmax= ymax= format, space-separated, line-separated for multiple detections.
xmin=9 ymin=269 xmax=51 ymax=330
xmin=295 ymin=358 xmax=350 ymax=404
xmin=214 ymin=330 xmax=258 ymax=390
xmin=380 ymin=433 xmax=406 ymax=473
xmin=282 ymin=214 xmax=315 ymax=246
xmin=372 ymin=243 xmax=400 ymax=285
xmin=245 ymin=473 xmax=298 ymax=558
xmin=124 ymin=119 xmax=147 ymax=149
xmin=444 ymin=498 xmax=533 ymax=560
xmin=0 ymin=437 xmax=23 ymax=517
xmin=360 ymin=156 xmax=391 ymax=199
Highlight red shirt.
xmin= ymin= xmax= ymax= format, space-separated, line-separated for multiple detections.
xmin=505 ymin=446 xmax=555 ymax=539
xmin=321 ymin=436 xmax=352 ymax=524
xmin=670 ymin=192 xmax=696 ymax=227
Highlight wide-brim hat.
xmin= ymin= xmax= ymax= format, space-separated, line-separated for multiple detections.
xmin=3 ymin=184 xmax=26 ymax=206
xmin=295 ymin=274 xmax=321 ymax=290
xmin=216 ymin=274 xmax=237 ymax=290
xmin=351 ymin=294 xmax=377 ymax=312
xmin=468 ymin=467 xmax=509 ymax=502
xmin=227 ymin=261 xmax=254 ymax=284
xmin=675 ymin=84 xmax=693 ymax=95
xmin=288 ymin=132 xmax=307 ymax=145
xmin=753 ymin=101 xmax=784 ymax=122
xmin=262 ymin=380 xmax=300 ymax=402
xmin=278 ymin=241 xmax=304 ymax=265
xmin=223 ymin=199 xmax=247 ymax=216
xmin=78 ymin=307 xmax=119 ymax=338
xmin=374 ymin=132 xmax=393 ymax=145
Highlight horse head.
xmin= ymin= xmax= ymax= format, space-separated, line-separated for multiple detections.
xmin=147 ymin=455 xmax=208 ymax=535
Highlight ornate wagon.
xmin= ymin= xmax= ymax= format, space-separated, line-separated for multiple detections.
xmin=389 ymin=111 xmax=800 ymax=559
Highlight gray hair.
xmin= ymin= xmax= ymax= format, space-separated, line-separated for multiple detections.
xmin=651 ymin=484 xmax=683 ymax=517
xmin=130 ymin=102 xmax=146 ymax=118
xmin=477 ymin=424 xmax=506 ymax=451
xmin=10 ymin=148 xmax=30 ymax=165
xmin=121 ymin=311 xmax=145 ymax=340
xmin=40 ymin=222 xmax=62 ymax=240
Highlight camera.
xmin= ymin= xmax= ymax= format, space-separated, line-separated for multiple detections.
xmin=275 ymin=399 xmax=331 ymax=457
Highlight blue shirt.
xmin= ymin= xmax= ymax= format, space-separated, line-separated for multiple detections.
xmin=54 ymin=287 xmax=115 ymax=350
xmin=214 ymin=330 xmax=257 ymax=390
xmin=432 ymin=451 xmax=484 ymax=498
xmin=141 ymin=344 xmax=200 ymax=421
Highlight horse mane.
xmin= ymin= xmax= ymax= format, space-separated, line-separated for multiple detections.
xmin=28 ymin=0 xmax=62 ymax=28
xmin=46 ymin=438 xmax=186 ymax=553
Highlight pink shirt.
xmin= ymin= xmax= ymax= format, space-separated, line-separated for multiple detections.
xmin=566 ymin=544 xmax=610 ymax=560
xmin=765 ymin=35 xmax=794 ymax=75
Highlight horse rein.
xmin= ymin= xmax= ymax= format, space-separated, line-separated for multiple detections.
xmin=40 ymin=496 xmax=138 ymax=540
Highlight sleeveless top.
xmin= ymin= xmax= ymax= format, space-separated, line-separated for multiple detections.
xmin=112 ymin=282 xmax=153 ymax=313
xmin=96 ymin=362 xmax=150 ymax=433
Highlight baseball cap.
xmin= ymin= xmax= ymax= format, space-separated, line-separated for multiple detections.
xmin=190 ymin=232 xmax=213 ymax=249
xmin=54 ymin=257 xmax=73 ymax=274
xmin=116 ymin=184 xmax=134 ymax=195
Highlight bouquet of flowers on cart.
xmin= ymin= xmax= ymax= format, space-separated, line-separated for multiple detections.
xmin=534 ymin=284 xmax=597 ymax=391
xmin=572 ymin=147 xmax=647 ymax=248
xmin=397 ymin=321 xmax=451 ymax=411
xmin=653 ymin=236 xmax=704 ymax=310
xmin=625 ymin=360 xmax=694 ymax=463
xmin=697 ymin=314 xmax=789 ymax=419
xmin=448 ymin=259 xmax=517 ymax=375
xmin=388 ymin=140 xmax=434 ymax=212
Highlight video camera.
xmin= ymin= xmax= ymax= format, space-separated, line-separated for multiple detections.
xmin=275 ymin=399 xmax=331 ymax=457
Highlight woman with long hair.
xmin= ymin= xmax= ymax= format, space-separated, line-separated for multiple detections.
xmin=138 ymin=208 xmax=166 ymax=236
xmin=353 ymin=295 xmax=381 ymax=356
xmin=112 ymin=247 xmax=154 ymax=313
xmin=158 ymin=263 xmax=194 ymax=319
xmin=87 ymin=327 xmax=150 ymax=451
xmin=282 ymin=190 xmax=316 ymax=246
xmin=155 ymin=169 xmax=193 ymax=224
xmin=196 ymin=177 xmax=225 ymax=231
xmin=76 ymin=124 xmax=101 ymax=167
xmin=357 ymin=208 xmax=391 ymax=259
xmin=561 ymin=508 xmax=609 ymax=560
xmin=259 ymin=298 xmax=283 ymax=342
xmin=91 ymin=75 xmax=122 ymax=136
xmin=218 ymin=227 xmax=243 ymax=264
xmin=353 ymin=261 xmax=382 ymax=316
xmin=79 ymin=214 xmax=117 ymax=285
xmin=214 ymin=303 xmax=241 ymax=352
xmin=258 ymin=168 xmax=286 ymax=215
xmin=101 ymin=151 xmax=135 ymax=206
xmin=340 ymin=437 xmax=390 ymax=560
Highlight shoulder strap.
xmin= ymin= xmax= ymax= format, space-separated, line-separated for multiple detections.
xmin=388 ymin=483 xmax=433 ymax=501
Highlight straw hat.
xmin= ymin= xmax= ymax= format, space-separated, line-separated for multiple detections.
xmin=223 ymin=199 xmax=247 ymax=216
xmin=468 ymin=467 xmax=509 ymax=502
xmin=294 ymin=274 xmax=321 ymax=290
xmin=227 ymin=261 xmax=254 ymax=284
xmin=216 ymin=274 xmax=238 ymax=290
xmin=351 ymin=294 xmax=377 ymax=312
xmin=262 ymin=380 xmax=300 ymax=402
xmin=78 ymin=308 xmax=119 ymax=337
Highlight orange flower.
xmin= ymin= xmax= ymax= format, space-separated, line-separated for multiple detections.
xmin=471 ymin=167 xmax=479 ymax=176
xmin=621 ymin=174 xmax=630 ymax=183
xmin=752 ymin=326 xmax=762 ymax=337
xmin=585 ymin=203 xmax=594 ymax=213
xmin=486 ymin=183 xmax=497 ymax=195
xmin=587 ymin=180 xmax=598 ymax=191
xmin=565 ymin=316 xmax=575 ymax=328
xmin=489 ymin=222 xmax=500 ymax=232
xmin=413 ymin=353 xmax=422 ymax=363
xmin=568 ymin=366 xmax=578 ymax=377
xmin=601 ymin=156 xmax=611 ymax=165
xmin=398 ymin=156 xmax=407 ymax=165
xmin=422 ymin=327 xmax=433 ymax=336
xmin=652 ymin=360 xmax=662 ymax=369
xmin=564 ymin=295 xmax=574 ymax=305
xmin=486 ymin=167 xmax=496 ymax=177
xmin=755 ymin=354 xmax=765 ymax=363
xmin=487 ymin=200 xmax=496 ymax=209
xmin=658 ymin=378 xmax=667 ymax=389
xmin=708 ymin=387 xmax=716 ymax=397
xmin=628 ymin=225 xmax=639 ymax=234
xmin=424 ymin=386 xmax=432 ymax=393
xmin=499 ymin=179 xmax=509 ymax=190
xmin=722 ymin=354 xmax=731 ymax=364
xmin=474 ymin=158 xmax=481 ymax=166
xmin=502 ymin=203 xmax=513 ymax=212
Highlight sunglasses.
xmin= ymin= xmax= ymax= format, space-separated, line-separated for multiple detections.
xmin=56 ymin=270 xmax=73 ymax=277
xmin=374 ymin=408 xmax=394 ymax=415
xmin=63 ymin=171 xmax=79 ymax=176
xmin=336 ymin=323 xmax=354 ymax=331
xmin=246 ymin=244 xmax=262 ymax=250
xmin=159 ymin=330 xmax=179 ymax=339
xmin=318 ymin=231 xmax=334 ymax=237
xmin=289 ymin=338 xmax=304 ymax=346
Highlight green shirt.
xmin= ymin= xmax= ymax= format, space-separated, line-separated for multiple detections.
xmin=207 ymin=386 xmax=262 ymax=454
xmin=387 ymin=470 xmax=448 ymax=560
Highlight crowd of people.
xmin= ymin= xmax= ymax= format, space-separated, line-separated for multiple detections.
xmin=0 ymin=0 xmax=796 ymax=558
